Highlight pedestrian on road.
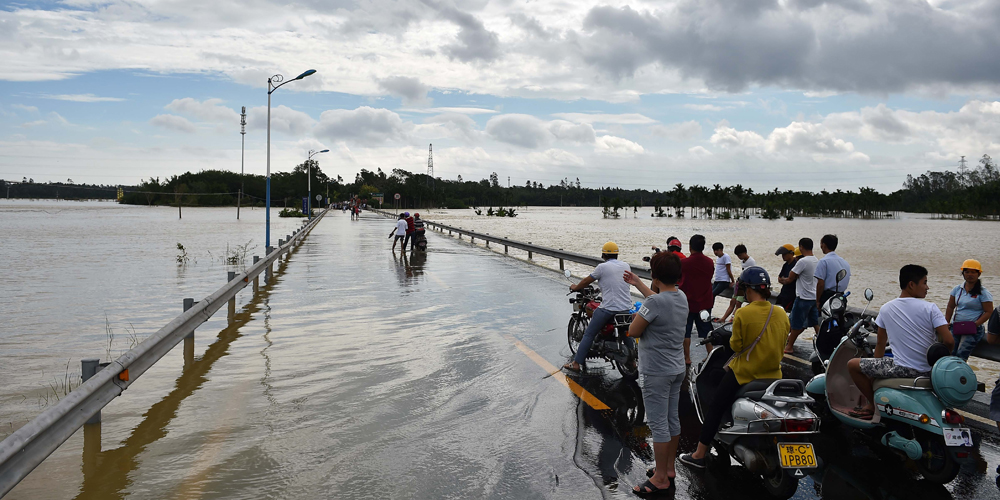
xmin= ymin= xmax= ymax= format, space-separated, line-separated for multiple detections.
xmin=563 ymin=242 xmax=632 ymax=373
xmin=402 ymin=212 xmax=415 ymax=251
xmin=717 ymin=244 xmax=756 ymax=322
xmin=711 ymin=242 xmax=734 ymax=296
xmin=623 ymin=252 xmax=687 ymax=495
xmin=388 ymin=213 xmax=407 ymax=251
xmin=681 ymin=235 xmax=715 ymax=366
xmin=815 ymin=234 xmax=851 ymax=309
xmin=774 ymin=244 xmax=797 ymax=312
xmin=781 ymin=238 xmax=819 ymax=354
xmin=946 ymin=259 xmax=994 ymax=360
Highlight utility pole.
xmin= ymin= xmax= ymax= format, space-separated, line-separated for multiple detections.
xmin=238 ymin=106 xmax=246 ymax=219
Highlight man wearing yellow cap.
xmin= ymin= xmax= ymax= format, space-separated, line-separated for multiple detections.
xmin=564 ymin=242 xmax=632 ymax=372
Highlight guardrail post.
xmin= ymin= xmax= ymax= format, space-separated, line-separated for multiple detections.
xmin=81 ymin=359 xmax=101 ymax=424
xmin=227 ymin=271 xmax=237 ymax=321
xmin=528 ymin=242 xmax=533 ymax=260
xmin=265 ymin=246 xmax=273 ymax=283
xmin=253 ymin=256 xmax=260 ymax=292
xmin=183 ymin=298 xmax=195 ymax=366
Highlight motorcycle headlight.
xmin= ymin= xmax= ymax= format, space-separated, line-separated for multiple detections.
xmin=830 ymin=296 xmax=846 ymax=314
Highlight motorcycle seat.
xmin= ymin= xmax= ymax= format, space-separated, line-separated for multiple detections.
xmin=873 ymin=377 xmax=932 ymax=391
xmin=734 ymin=378 xmax=779 ymax=401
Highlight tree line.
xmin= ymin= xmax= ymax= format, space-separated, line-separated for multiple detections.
xmin=4 ymin=154 xmax=999 ymax=219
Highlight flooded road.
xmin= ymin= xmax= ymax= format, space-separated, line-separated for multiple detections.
xmin=5 ymin=208 xmax=1000 ymax=499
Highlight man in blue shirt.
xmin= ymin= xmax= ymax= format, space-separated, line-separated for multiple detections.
xmin=815 ymin=234 xmax=851 ymax=310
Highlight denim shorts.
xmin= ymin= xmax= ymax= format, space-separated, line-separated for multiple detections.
xmin=685 ymin=310 xmax=712 ymax=339
xmin=790 ymin=297 xmax=819 ymax=330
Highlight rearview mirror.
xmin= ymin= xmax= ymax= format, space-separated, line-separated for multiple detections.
xmin=699 ymin=310 xmax=711 ymax=323
xmin=836 ymin=269 xmax=847 ymax=283
xmin=864 ymin=288 xmax=874 ymax=301
xmin=564 ymin=270 xmax=572 ymax=278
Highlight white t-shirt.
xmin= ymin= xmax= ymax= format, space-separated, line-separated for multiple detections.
xmin=791 ymin=255 xmax=819 ymax=300
xmin=714 ymin=253 xmax=732 ymax=282
xmin=875 ymin=297 xmax=948 ymax=373
xmin=590 ymin=258 xmax=632 ymax=312
xmin=395 ymin=219 xmax=407 ymax=236
xmin=741 ymin=256 xmax=757 ymax=270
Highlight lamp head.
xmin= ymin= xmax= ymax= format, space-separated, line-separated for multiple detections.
xmin=294 ymin=69 xmax=317 ymax=80
xmin=320 ymin=149 xmax=329 ymax=153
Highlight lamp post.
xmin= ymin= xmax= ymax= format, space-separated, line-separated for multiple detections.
xmin=307 ymin=149 xmax=329 ymax=220
xmin=266 ymin=69 xmax=316 ymax=248
xmin=238 ymin=106 xmax=246 ymax=220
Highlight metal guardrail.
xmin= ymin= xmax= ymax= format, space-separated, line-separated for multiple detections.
xmin=371 ymin=209 xmax=1000 ymax=364
xmin=0 ymin=208 xmax=329 ymax=496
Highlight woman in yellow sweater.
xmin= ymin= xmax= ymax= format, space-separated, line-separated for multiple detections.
xmin=680 ymin=266 xmax=790 ymax=469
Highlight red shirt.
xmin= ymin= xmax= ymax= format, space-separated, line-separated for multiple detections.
xmin=681 ymin=252 xmax=715 ymax=311
xmin=405 ymin=217 xmax=415 ymax=232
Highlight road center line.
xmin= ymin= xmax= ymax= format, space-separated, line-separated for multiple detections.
xmin=502 ymin=334 xmax=610 ymax=411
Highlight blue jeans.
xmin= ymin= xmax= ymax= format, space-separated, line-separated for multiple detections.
xmin=952 ymin=324 xmax=985 ymax=361
xmin=574 ymin=307 xmax=628 ymax=365
xmin=712 ymin=281 xmax=730 ymax=296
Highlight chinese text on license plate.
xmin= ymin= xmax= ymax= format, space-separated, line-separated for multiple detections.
xmin=778 ymin=443 xmax=817 ymax=468
xmin=943 ymin=428 xmax=972 ymax=447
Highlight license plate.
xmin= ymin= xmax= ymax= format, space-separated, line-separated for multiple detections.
xmin=943 ymin=428 xmax=973 ymax=447
xmin=777 ymin=442 xmax=817 ymax=469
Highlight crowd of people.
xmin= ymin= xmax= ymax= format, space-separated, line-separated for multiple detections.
xmin=561 ymin=235 xmax=995 ymax=496
xmin=387 ymin=212 xmax=425 ymax=252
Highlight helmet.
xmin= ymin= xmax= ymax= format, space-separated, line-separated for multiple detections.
xmin=602 ymin=241 xmax=619 ymax=254
xmin=667 ymin=238 xmax=682 ymax=250
xmin=403 ymin=212 xmax=410 ymax=217
xmin=414 ymin=213 xmax=420 ymax=218
xmin=739 ymin=266 xmax=771 ymax=291
xmin=961 ymin=259 xmax=982 ymax=273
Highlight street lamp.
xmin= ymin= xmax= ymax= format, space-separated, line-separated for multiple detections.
xmin=307 ymin=148 xmax=329 ymax=220
xmin=266 ymin=68 xmax=317 ymax=249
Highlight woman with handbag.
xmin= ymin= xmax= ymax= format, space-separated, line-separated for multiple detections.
xmin=679 ymin=266 xmax=790 ymax=469
xmin=945 ymin=259 xmax=994 ymax=360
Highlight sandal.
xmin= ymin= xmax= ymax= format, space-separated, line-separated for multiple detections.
xmin=562 ymin=362 xmax=582 ymax=373
xmin=633 ymin=478 xmax=670 ymax=497
xmin=848 ymin=406 xmax=874 ymax=419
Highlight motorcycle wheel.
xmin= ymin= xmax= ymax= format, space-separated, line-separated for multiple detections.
xmin=915 ymin=433 xmax=961 ymax=484
xmin=615 ymin=338 xmax=639 ymax=379
xmin=567 ymin=316 xmax=587 ymax=355
xmin=761 ymin=469 xmax=798 ymax=500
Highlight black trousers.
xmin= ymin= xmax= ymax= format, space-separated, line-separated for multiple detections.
xmin=699 ymin=369 xmax=744 ymax=446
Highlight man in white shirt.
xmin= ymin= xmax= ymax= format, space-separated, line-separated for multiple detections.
xmin=814 ymin=234 xmax=852 ymax=309
xmin=717 ymin=244 xmax=756 ymax=322
xmin=711 ymin=242 xmax=734 ymax=296
xmin=780 ymin=237 xmax=819 ymax=353
xmin=563 ymin=241 xmax=632 ymax=373
xmin=847 ymin=264 xmax=954 ymax=420
xmin=387 ymin=214 xmax=408 ymax=251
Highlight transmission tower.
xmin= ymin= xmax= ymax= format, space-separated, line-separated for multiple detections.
xmin=958 ymin=155 xmax=968 ymax=174
xmin=427 ymin=143 xmax=434 ymax=177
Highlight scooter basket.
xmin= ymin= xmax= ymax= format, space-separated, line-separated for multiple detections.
xmin=931 ymin=356 xmax=977 ymax=408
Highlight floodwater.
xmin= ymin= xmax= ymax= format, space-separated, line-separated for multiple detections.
xmin=2 ymin=201 xmax=1000 ymax=499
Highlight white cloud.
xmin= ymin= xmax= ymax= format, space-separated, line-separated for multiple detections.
xmin=20 ymin=120 xmax=47 ymax=128
xmin=12 ymin=104 xmax=38 ymax=113
xmin=527 ymin=148 xmax=585 ymax=167
xmin=485 ymin=114 xmax=551 ymax=148
xmin=149 ymin=114 xmax=197 ymax=133
xmin=377 ymin=75 xmax=431 ymax=106
xmin=683 ymin=104 xmax=726 ymax=112
xmin=399 ymin=107 xmax=497 ymax=114
xmin=710 ymin=124 xmax=766 ymax=150
xmin=688 ymin=145 xmax=712 ymax=156
xmin=551 ymin=113 xmax=656 ymax=125
xmin=595 ymin=135 xmax=644 ymax=155
xmin=314 ymin=106 xmax=408 ymax=146
xmin=766 ymin=121 xmax=854 ymax=154
xmin=548 ymin=120 xmax=596 ymax=144
xmin=40 ymin=94 xmax=125 ymax=102
xmin=651 ymin=121 xmax=702 ymax=141
xmin=246 ymin=105 xmax=315 ymax=135
xmin=165 ymin=98 xmax=240 ymax=124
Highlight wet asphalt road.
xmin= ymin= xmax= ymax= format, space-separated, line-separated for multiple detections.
xmin=11 ymin=210 xmax=1000 ymax=499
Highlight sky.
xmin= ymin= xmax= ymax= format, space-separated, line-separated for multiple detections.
xmin=1 ymin=0 xmax=999 ymax=193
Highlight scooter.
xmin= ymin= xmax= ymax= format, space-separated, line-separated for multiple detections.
xmin=564 ymin=269 xmax=639 ymax=378
xmin=690 ymin=311 xmax=821 ymax=499
xmin=805 ymin=288 xmax=977 ymax=484
xmin=810 ymin=269 xmax=857 ymax=375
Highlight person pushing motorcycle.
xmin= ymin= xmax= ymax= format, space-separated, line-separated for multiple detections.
xmin=563 ymin=242 xmax=632 ymax=373
xmin=680 ymin=267 xmax=790 ymax=469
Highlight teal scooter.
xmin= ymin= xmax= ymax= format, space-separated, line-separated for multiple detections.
xmin=805 ymin=288 xmax=977 ymax=484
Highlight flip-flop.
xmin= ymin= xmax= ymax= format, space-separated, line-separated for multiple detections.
xmin=783 ymin=349 xmax=795 ymax=354
xmin=633 ymin=478 xmax=670 ymax=497
xmin=562 ymin=363 xmax=582 ymax=373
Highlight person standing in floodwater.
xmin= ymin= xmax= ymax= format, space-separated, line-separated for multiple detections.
xmin=623 ymin=252 xmax=687 ymax=495
xmin=946 ymin=259 xmax=994 ymax=360
xmin=782 ymin=238 xmax=819 ymax=354
xmin=388 ymin=213 xmax=407 ymax=251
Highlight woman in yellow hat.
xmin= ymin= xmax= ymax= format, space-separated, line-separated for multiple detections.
xmin=945 ymin=259 xmax=994 ymax=360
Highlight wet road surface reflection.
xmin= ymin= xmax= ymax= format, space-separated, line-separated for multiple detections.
xmin=8 ymin=211 xmax=1000 ymax=499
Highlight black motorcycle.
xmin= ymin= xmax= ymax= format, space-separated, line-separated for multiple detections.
xmin=564 ymin=270 xmax=638 ymax=378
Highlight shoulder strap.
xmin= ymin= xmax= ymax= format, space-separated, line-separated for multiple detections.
xmin=735 ymin=304 xmax=775 ymax=362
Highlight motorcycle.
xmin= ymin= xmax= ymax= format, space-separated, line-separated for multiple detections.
xmin=564 ymin=269 xmax=639 ymax=378
xmin=805 ymin=288 xmax=977 ymax=484
xmin=810 ymin=269 xmax=856 ymax=374
xmin=690 ymin=310 xmax=821 ymax=499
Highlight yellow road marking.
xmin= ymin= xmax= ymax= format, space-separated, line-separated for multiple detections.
xmin=784 ymin=353 xmax=810 ymax=366
xmin=502 ymin=334 xmax=610 ymax=411
xmin=957 ymin=409 xmax=994 ymax=425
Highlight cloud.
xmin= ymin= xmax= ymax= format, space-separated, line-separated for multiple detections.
xmin=651 ymin=121 xmax=703 ymax=141
xmin=314 ymin=106 xmax=408 ymax=146
xmin=548 ymin=120 xmax=596 ymax=144
xmin=683 ymin=104 xmax=726 ymax=112
xmin=436 ymin=5 xmax=501 ymax=63
xmin=527 ymin=148 xmax=585 ymax=166
xmin=709 ymin=119 xmax=857 ymax=159
xmin=420 ymin=112 xmax=480 ymax=143
xmin=150 ymin=114 xmax=197 ymax=133
xmin=595 ymin=135 xmax=644 ymax=155
xmin=246 ymin=105 xmax=315 ymax=135
xmin=165 ymin=98 xmax=240 ymax=124
xmin=399 ymin=107 xmax=497 ymax=115
xmin=551 ymin=113 xmax=656 ymax=125
xmin=485 ymin=114 xmax=551 ymax=148
xmin=377 ymin=76 xmax=431 ymax=106
xmin=12 ymin=104 xmax=38 ymax=113
xmin=710 ymin=123 xmax=766 ymax=150
xmin=40 ymin=94 xmax=125 ymax=102
xmin=688 ymin=145 xmax=712 ymax=156
xmin=20 ymin=120 xmax=47 ymax=128
xmin=48 ymin=112 xmax=70 ymax=126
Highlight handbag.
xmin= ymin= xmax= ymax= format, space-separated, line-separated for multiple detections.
xmin=725 ymin=305 xmax=774 ymax=371
xmin=952 ymin=287 xmax=979 ymax=336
